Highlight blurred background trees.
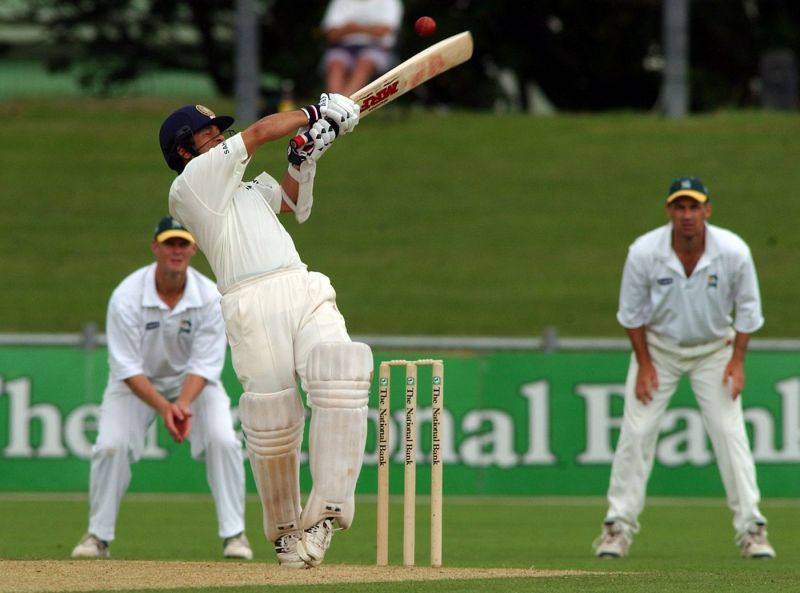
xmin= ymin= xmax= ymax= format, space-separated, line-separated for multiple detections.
xmin=3 ymin=0 xmax=800 ymax=113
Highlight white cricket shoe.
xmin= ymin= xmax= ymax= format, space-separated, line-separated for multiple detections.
xmin=223 ymin=532 xmax=253 ymax=560
xmin=738 ymin=522 xmax=776 ymax=559
xmin=274 ymin=533 xmax=307 ymax=569
xmin=71 ymin=533 xmax=109 ymax=559
xmin=296 ymin=518 xmax=335 ymax=567
xmin=592 ymin=521 xmax=630 ymax=558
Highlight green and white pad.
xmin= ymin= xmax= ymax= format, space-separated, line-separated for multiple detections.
xmin=239 ymin=388 xmax=304 ymax=543
xmin=302 ymin=342 xmax=373 ymax=530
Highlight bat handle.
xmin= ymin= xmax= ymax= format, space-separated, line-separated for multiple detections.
xmin=289 ymin=131 xmax=311 ymax=150
xmin=289 ymin=117 xmax=341 ymax=149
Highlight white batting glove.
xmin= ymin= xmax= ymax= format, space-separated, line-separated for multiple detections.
xmin=307 ymin=119 xmax=336 ymax=161
xmin=287 ymin=120 xmax=336 ymax=165
xmin=319 ymin=92 xmax=360 ymax=135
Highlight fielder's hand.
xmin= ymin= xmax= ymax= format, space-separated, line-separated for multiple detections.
xmin=287 ymin=119 xmax=336 ymax=166
xmin=162 ymin=402 xmax=192 ymax=443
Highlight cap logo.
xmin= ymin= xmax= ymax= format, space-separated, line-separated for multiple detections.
xmin=681 ymin=180 xmax=692 ymax=189
xmin=196 ymin=105 xmax=215 ymax=118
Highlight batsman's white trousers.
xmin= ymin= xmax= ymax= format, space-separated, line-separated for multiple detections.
xmin=606 ymin=331 xmax=766 ymax=539
xmin=220 ymin=268 xmax=363 ymax=541
xmin=87 ymin=381 xmax=246 ymax=542
xmin=221 ymin=268 xmax=351 ymax=395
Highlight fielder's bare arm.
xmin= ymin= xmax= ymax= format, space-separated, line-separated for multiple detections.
xmin=158 ymin=96 xmax=372 ymax=569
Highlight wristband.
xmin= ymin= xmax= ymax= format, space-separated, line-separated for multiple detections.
xmin=300 ymin=104 xmax=321 ymax=124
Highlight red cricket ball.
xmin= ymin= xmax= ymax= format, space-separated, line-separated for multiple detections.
xmin=415 ymin=16 xmax=437 ymax=38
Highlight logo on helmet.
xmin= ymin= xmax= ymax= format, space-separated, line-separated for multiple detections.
xmin=196 ymin=105 xmax=215 ymax=118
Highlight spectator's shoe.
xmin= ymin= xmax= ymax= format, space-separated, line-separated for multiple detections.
xmin=592 ymin=521 xmax=630 ymax=558
xmin=71 ymin=533 xmax=109 ymax=559
xmin=274 ymin=533 xmax=307 ymax=569
xmin=223 ymin=532 xmax=253 ymax=560
xmin=296 ymin=518 xmax=335 ymax=567
xmin=738 ymin=522 xmax=776 ymax=559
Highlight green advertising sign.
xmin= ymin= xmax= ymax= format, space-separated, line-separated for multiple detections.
xmin=1 ymin=346 xmax=799 ymax=496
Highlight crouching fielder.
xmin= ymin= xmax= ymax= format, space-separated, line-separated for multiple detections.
xmin=158 ymin=95 xmax=371 ymax=568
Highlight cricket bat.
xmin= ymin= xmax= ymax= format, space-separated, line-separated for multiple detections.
xmin=290 ymin=31 xmax=474 ymax=148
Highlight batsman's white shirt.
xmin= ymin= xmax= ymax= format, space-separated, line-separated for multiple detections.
xmin=169 ymin=133 xmax=303 ymax=294
xmin=107 ymin=263 xmax=226 ymax=394
xmin=617 ymin=222 xmax=764 ymax=345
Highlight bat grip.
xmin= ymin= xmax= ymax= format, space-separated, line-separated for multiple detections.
xmin=289 ymin=132 xmax=310 ymax=150
xmin=289 ymin=117 xmax=340 ymax=149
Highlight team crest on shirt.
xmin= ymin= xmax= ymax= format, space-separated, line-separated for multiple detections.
xmin=707 ymin=274 xmax=718 ymax=288
xmin=179 ymin=319 xmax=192 ymax=334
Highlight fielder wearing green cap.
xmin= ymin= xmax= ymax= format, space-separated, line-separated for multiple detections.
xmin=592 ymin=176 xmax=775 ymax=560
xmin=666 ymin=175 xmax=709 ymax=204
xmin=71 ymin=215 xmax=252 ymax=561
xmin=153 ymin=215 xmax=195 ymax=244
xmin=159 ymin=92 xmax=370 ymax=569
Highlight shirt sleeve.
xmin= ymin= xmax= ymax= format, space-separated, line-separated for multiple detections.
xmin=172 ymin=133 xmax=250 ymax=217
xmin=384 ymin=0 xmax=403 ymax=29
xmin=616 ymin=246 xmax=652 ymax=329
xmin=107 ymin=293 xmax=145 ymax=382
xmin=321 ymin=0 xmax=341 ymax=28
xmin=732 ymin=248 xmax=765 ymax=334
xmin=185 ymin=296 xmax=227 ymax=384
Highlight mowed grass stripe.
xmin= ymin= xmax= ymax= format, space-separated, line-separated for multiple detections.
xmin=1 ymin=100 xmax=799 ymax=335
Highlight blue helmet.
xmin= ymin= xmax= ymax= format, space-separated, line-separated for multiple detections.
xmin=159 ymin=104 xmax=234 ymax=172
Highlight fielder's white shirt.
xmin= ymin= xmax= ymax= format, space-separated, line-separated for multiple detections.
xmin=168 ymin=133 xmax=303 ymax=293
xmin=617 ymin=223 xmax=764 ymax=346
xmin=322 ymin=0 xmax=403 ymax=49
xmin=106 ymin=263 xmax=227 ymax=396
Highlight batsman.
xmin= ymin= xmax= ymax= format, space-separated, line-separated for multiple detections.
xmin=158 ymin=97 xmax=372 ymax=568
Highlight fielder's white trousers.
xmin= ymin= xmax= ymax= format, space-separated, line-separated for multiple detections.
xmin=606 ymin=331 xmax=766 ymax=540
xmin=87 ymin=381 xmax=246 ymax=542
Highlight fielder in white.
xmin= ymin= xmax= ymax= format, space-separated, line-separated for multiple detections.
xmin=593 ymin=177 xmax=775 ymax=560
xmin=71 ymin=216 xmax=251 ymax=560
xmin=158 ymin=97 xmax=372 ymax=568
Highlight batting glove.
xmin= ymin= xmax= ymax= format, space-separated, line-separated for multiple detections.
xmin=287 ymin=119 xmax=337 ymax=166
xmin=320 ymin=93 xmax=360 ymax=135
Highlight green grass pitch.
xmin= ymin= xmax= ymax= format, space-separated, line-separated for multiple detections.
xmin=1 ymin=494 xmax=798 ymax=592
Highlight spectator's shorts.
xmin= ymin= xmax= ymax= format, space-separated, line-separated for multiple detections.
xmin=323 ymin=43 xmax=394 ymax=73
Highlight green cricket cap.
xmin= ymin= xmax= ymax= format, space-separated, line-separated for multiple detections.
xmin=154 ymin=216 xmax=195 ymax=244
xmin=666 ymin=176 xmax=709 ymax=204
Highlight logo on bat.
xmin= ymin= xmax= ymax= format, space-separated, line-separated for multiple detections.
xmin=360 ymin=81 xmax=400 ymax=112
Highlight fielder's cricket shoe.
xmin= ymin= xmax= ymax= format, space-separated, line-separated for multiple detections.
xmin=71 ymin=533 xmax=110 ymax=559
xmin=222 ymin=532 xmax=253 ymax=560
xmin=274 ymin=533 xmax=307 ymax=569
xmin=738 ymin=522 xmax=776 ymax=559
xmin=592 ymin=521 xmax=631 ymax=558
xmin=296 ymin=518 xmax=335 ymax=567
